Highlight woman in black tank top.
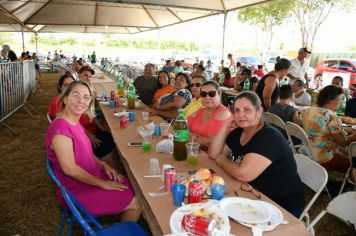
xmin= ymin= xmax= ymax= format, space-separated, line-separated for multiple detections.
xmin=256 ymin=59 xmax=291 ymax=110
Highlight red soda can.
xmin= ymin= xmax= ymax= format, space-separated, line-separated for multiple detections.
xmin=164 ymin=167 xmax=177 ymax=192
xmin=120 ymin=114 xmax=128 ymax=128
xmin=110 ymin=90 xmax=115 ymax=99
xmin=182 ymin=214 xmax=211 ymax=236
xmin=114 ymin=98 xmax=119 ymax=107
xmin=188 ymin=179 xmax=204 ymax=204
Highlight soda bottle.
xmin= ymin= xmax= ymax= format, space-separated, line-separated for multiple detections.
xmin=336 ymin=93 xmax=346 ymax=116
xmin=116 ymin=72 xmax=124 ymax=97
xmin=243 ymin=79 xmax=250 ymax=91
xmin=173 ymin=109 xmax=189 ymax=161
xmin=219 ymin=73 xmax=225 ymax=85
xmin=310 ymin=89 xmax=319 ymax=107
xmin=127 ymin=81 xmax=136 ymax=109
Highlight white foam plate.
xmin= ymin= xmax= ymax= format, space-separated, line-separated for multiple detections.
xmin=114 ymin=112 xmax=128 ymax=117
xmin=170 ymin=200 xmax=231 ymax=235
xmin=220 ymin=197 xmax=271 ymax=224
xmin=99 ymin=101 xmax=110 ymax=105
xmin=238 ymin=200 xmax=283 ymax=231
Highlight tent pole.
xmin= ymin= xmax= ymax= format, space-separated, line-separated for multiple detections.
xmin=221 ymin=12 xmax=227 ymax=61
xmin=21 ymin=27 xmax=25 ymax=52
xmin=35 ymin=33 xmax=38 ymax=54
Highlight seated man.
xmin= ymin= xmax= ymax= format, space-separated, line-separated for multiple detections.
xmin=292 ymin=79 xmax=311 ymax=106
xmin=345 ymin=97 xmax=356 ymax=118
xmin=134 ymin=63 xmax=158 ymax=106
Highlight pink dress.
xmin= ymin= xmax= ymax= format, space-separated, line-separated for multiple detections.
xmin=45 ymin=118 xmax=134 ymax=216
xmin=187 ymin=105 xmax=231 ymax=137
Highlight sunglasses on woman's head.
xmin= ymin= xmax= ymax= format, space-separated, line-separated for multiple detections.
xmin=200 ymin=90 xmax=217 ymax=98
xmin=191 ymin=83 xmax=202 ymax=87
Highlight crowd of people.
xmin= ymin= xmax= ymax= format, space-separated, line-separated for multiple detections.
xmin=40 ymin=45 xmax=356 ymax=230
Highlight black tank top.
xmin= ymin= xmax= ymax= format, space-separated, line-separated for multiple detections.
xmin=256 ymin=74 xmax=278 ymax=110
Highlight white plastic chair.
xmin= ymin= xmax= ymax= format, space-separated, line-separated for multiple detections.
xmin=46 ymin=113 xmax=52 ymax=123
xmin=338 ymin=142 xmax=356 ymax=194
xmin=285 ymin=121 xmax=314 ymax=158
xmin=294 ymin=154 xmax=328 ymax=227
xmin=308 ymin=192 xmax=356 ymax=232
xmin=264 ymin=112 xmax=286 ymax=130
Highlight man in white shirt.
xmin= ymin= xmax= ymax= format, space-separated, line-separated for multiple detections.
xmin=205 ymin=60 xmax=214 ymax=80
xmin=291 ymin=79 xmax=311 ymax=106
xmin=288 ymin=47 xmax=311 ymax=88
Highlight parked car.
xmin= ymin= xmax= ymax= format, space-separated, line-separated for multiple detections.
xmin=314 ymin=58 xmax=356 ymax=87
xmin=236 ymin=56 xmax=261 ymax=68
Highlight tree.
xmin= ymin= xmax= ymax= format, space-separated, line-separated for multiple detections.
xmin=237 ymin=0 xmax=292 ymax=60
xmin=289 ymin=0 xmax=356 ymax=50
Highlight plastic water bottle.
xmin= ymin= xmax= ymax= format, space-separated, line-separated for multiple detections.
xmin=173 ymin=109 xmax=189 ymax=161
xmin=243 ymin=79 xmax=250 ymax=91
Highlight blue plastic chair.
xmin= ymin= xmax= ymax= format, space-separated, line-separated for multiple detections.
xmin=47 ymin=159 xmax=149 ymax=236
xmin=59 ymin=185 xmax=149 ymax=235
xmin=47 ymin=158 xmax=76 ymax=236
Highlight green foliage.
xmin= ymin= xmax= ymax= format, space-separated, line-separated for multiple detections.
xmin=237 ymin=0 xmax=292 ymax=31
xmin=0 ymin=32 xmax=15 ymax=46
xmin=30 ymin=34 xmax=78 ymax=45
xmin=83 ymin=39 xmax=96 ymax=47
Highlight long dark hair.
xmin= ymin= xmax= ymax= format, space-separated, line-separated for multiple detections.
xmin=57 ymin=74 xmax=75 ymax=94
xmin=157 ymin=70 xmax=171 ymax=89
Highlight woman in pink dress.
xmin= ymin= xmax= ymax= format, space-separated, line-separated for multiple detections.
xmin=45 ymin=80 xmax=141 ymax=220
xmin=187 ymin=80 xmax=232 ymax=150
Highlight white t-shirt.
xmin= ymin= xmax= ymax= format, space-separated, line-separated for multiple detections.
xmin=288 ymin=58 xmax=308 ymax=82
xmin=292 ymin=91 xmax=311 ymax=106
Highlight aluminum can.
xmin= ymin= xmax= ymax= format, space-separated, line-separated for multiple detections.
xmin=120 ymin=114 xmax=128 ymax=128
xmin=110 ymin=90 xmax=116 ymax=100
xmin=188 ymin=179 xmax=204 ymax=204
xmin=182 ymin=214 xmax=210 ymax=236
xmin=164 ymin=167 xmax=177 ymax=192
xmin=114 ymin=98 xmax=119 ymax=107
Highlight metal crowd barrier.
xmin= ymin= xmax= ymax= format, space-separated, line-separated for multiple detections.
xmin=0 ymin=60 xmax=37 ymax=134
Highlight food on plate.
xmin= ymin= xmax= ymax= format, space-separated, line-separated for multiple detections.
xmin=182 ymin=169 xmax=225 ymax=197
xmin=182 ymin=209 xmax=224 ymax=236
xmin=195 ymin=168 xmax=211 ymax=180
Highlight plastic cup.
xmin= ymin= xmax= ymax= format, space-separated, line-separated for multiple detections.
xmin=153 ymin=124 xmax=161 ymax=136
xmin=210 ymin=184 xmax=225 ymax=200
xmin=142 ymin=130 xmax=152 ymax=152
xmin=185 ymin=142 xmax=200 ymax=166
xmin=149 ymin=158 xmax=161 ymax=175
xmin=142 ymin=111 xmax=149 ymax=122
xmin=128 ymin=112 xmax=135 ymax=121
xmin=160 ymin=123 xmax=170 ymax=138
xmin=172 ymin=183 xmax=186 ymax=206
xmin=109 ymin=99 xmax=115 ymax=108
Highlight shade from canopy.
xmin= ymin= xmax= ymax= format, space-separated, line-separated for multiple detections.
xmin=0 ymin=0 xmax=272 ymax=33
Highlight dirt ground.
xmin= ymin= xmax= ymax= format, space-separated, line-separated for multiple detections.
xmin=0 ymin=73 xmax=355 ymax=235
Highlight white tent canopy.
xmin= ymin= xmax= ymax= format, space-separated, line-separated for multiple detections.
xmin=0 ymin=0 xmax=272 ymax=33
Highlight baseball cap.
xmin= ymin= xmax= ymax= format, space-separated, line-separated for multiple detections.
xmin=78 ymin=65 xmax=95 ymax=75
xmin=298 ymin=47 xmax=312 ymax=54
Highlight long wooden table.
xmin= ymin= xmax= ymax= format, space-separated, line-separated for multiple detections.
xmin=98 ymin=101 xmax=310 ymax=236
xmin=90 ymin=67 xmax=116 ymax=95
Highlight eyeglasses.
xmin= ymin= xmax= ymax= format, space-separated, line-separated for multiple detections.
xmin=240 ymin=182 xmax=261 ymax=199
xmin=70 ymin=92 xmax=92 ymax=101
xmin=191 ymin=83 xmax=202 ymax=88
xmin=200 ymin=90 xmax=217 ymax=98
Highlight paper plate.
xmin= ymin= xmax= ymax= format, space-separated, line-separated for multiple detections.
xmin=114 ymin=112 xmax=128 ymax=117
xmin=238 ymin=200 xmax=283 ymax=231
xmin=170 ymin=200 xmax=231 ymax=235
xmin=99 ymin=101 xmax=110 ymax=105
xmin=220 ymin=197 xmax=271 ymax=224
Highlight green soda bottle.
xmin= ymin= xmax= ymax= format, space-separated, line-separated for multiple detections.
xmin=336 ymin=93 xmax=346 ymax=116
xmin=310 ymin=89 xmax=319 ymax=107
xmin=116 ymin=72 xmax=124 ymax=97
xmin=243 ymin=79 xmax=250 ymax=91
xmin=219 ymin=73 xmax=225 ymax=85
xmin=173 ymin=109 xmax=189 ymax=161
